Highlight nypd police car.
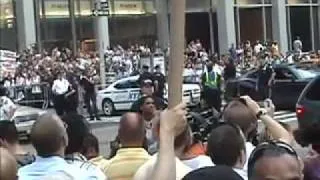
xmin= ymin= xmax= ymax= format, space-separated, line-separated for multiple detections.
xmin=96 ymin=75 xmax=201 ymax=116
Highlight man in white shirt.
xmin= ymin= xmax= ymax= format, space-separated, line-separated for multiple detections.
xmin=52 ymin=72 xmax=70 ymax=116
xmin=0 ymin=86 xmax=16 ymax=121
xmin=18 ymin=113 xmax=91 ymax=180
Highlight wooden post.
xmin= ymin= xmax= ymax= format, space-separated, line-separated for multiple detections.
xmin=167 ymin=0 xmax=186 ymax=108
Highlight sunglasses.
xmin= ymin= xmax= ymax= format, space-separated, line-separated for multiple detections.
xmin=248 ymin=140 xmax=298 ymax=175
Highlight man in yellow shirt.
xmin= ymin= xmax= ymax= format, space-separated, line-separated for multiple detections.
xmin=103 ymin=113 xmax=150 ymax=180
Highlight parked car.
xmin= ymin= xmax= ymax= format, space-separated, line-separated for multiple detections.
xmin=296 ymin=75 xmax=320 ymax=130
xmin=96 ymin=75 xmax=201 ymax=116
xmin=225 ymin=64 xmax=316 ymax=109
xmin=13 ymin=105 xmax=46 ymax=138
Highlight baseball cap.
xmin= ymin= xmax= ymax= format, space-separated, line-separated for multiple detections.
xmin=182 ymin=166 xmax=243 ymax=180
xmin=142 ymin=79 xmax=153 ymax=86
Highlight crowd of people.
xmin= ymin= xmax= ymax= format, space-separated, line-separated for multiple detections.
xmin=2 ymin=39 xmax=320 ymax=179
xmin=1 ymin=92 xmax=320 ymax=179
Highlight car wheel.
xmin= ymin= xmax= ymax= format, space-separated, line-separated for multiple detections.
xmin=102 ymin=99 xmax=115 ymax=116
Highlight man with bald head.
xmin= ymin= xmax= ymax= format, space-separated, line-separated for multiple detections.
xmin=18 ymin=113 xmax=87 ymax=180
xmin=103 ymin=112 xmax=150 ymax=179
xmin=0 ymin=147 xmax=18 ymax=180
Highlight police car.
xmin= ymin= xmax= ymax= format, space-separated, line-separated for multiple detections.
xmin=96 ymin=75 xmax=201 ymax=116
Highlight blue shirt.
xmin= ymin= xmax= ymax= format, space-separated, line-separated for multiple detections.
xmin=18 ymin=156 xmax=99 ymax=180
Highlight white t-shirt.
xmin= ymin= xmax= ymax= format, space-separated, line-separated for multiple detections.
xmin=52 ymin=78 xmax=70 ymax=95
xmin=182 ymin=155 xmax=214 ymax=170
xmin=244 ymin=142 xmax=256 ymax=172
xmin=0 ymin=96 xmax=16 ymax=121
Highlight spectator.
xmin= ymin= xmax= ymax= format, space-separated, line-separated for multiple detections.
xmin=182 ymin=165 xmax=243 ymax=180
xmin=0 ymin=147 xmax=18 ymax=180
xmin=207 ymin=124 xmax=247 ymax=179
xmin=134 ymin=102 xmax=189 ymax=180
xmin=175 ymin=125 xmax=214 ymax=170
xmin=138 ymin=65 xmax=153 ymax=87
xmin=0 ymin=86 xmax=17 ymax=121
xmin=62 ymin=113 xmax=105 ymax=180
xmin=153 ymin=65 xmax=166 ymax=99
xmin=82 ymin=133 xmax=109 ymax=171
xmin=80 ymin=71 xmax=100 ymax=121
xmin=133 ymin=109 xmax=192 ymax=180
xmin=0 ymin=121 xmax=35 ymax=168
xmin=18 ymin=113 xmax=86 ymax=179
xmin=52 ymin=71 xmax=70 ymax=116
xmin=247 ymin=141 xmax=302 ymax=180
xmin=223 ymin=96 xmax=292 ymax=173
xmin=104 ymin=113 xmax=150 ymax=179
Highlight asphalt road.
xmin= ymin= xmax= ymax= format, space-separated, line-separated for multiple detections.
xmin=22 ymin=111 xmax=303 ymax=158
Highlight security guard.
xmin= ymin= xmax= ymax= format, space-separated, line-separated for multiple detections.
xmin=201 ymin=61 xmax=222 ymax=112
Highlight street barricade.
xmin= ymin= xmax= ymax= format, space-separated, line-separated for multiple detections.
xmin=7 ymin=83 xmax=51 ymax=109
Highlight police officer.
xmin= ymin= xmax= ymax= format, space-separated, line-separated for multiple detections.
xmin=80 ymin=71 xmax=100 ymax=121
xmin=138 ymin=65 xmax=153 ymax=87
xmin=153 ymin=65 xmax=165 ymax=99
xmin=257 ymin=60 xmax=275 ymax=101
xmin=201 ymin=61 xmax=222 ymax=112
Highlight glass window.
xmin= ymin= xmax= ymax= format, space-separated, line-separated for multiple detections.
xmin=265 ymin=7 xmax=272 ymax=41
xmin=306 ymin=78 xmax=320 ymax=100
xmin=312 ymin=6 xmax=319 ymax=50
xmin=0 ymin=0 xmax=17 ymax=51
xmin=287 ymin=0 xmax=310 ymax=4
xmin=115 ymin=80 xmax=139 ymax=89
xmin=289 ymin=7 xmax=311 ymax=51
xmin=293 ymin=68 xmax=316 ymax=79
xmin=236 ymin=0 xmax=262 ymax=5
xmin=239 ymin=7 xmax=263 ymax=42
xmin=274 ymin=68 xmax=295 ymax=80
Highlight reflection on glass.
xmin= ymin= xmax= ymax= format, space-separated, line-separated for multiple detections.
xmin=289 ymin=7 xmax=311 ymax=51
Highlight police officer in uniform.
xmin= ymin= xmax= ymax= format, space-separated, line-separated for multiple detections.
xmin=52 ymin=72 xmax=70 ymax=116
xmin=257 ymin=60 xmax=275 ymax=101
xmin=201 ymin=61 xmax=222 ymax=112
xmin=153 ymin=65 xmax=165 ymax=99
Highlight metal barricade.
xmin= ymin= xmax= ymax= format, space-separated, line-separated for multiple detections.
xmin=7 ymin=83 xmax=50 ymax=109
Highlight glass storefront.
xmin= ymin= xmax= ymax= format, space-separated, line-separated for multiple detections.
xmin=286 ymin=0 xmax=319 ymax=51
xmin=35 ymin=0 xmax=157 ymax=50
xmin=0 ymin=0 xmax=17 ymax=51
xmin=234 ymin=0 xmax=272 ymax=45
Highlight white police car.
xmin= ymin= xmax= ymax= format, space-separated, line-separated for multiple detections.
xmin=96 ymin=75 xmax=201 ymax=116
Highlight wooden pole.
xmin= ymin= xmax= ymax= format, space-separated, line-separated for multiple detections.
xmin=167 ymin=0 xmax=186 ymax=108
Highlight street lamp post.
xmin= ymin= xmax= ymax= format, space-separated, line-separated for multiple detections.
xmin=167 ymin=0 xmax=186 ymax=108
xmin=92 ymin=0 xmax=110 ymax=86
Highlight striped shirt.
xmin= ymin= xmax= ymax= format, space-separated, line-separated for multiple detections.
xmin=104 ymin=148 xmax=150 ymax=180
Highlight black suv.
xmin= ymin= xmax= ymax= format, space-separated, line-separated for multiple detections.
xmin=296 ymin=75 xmax=320 ymax=130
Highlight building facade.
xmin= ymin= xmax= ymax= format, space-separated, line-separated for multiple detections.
xmin=0 ymin=0 xmax=319 ymax=54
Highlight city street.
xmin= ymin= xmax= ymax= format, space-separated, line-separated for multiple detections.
xmin=22 ymin=110 xmax=300 ymax=158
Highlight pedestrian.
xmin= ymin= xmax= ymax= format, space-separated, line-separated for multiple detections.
xmin=51 ymin=71 xmax=69 ymax=116
xmin=80 ymin=71 xmax=100 ymax=121
xmin=104 ymin=113 xmax=150 ymax=179
xmin=138 ymin=65 xmax=153 ymax=87
xmin=247 ymin=141 xmax=302 ymax=180
xmin=0 ymin=121 xmax=35 ymax=168
xmin=153 ymin=65 xmax=165 ymax=99
xmin=62 ymin=113 xmax=105 ymax=179
xmin=0 ymin=147 xmax=18 ymax=180
xmin=201 ymin=61 xmax=222 ymax=112
xmin=256 ymin=60 xmax=275 ymax=101
xmin=18 ymin=113 xmax=88 ymax=179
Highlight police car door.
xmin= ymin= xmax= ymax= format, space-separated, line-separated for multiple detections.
xmin=113 ymin=80 xmax=131 ymax=110
xmin=127 ymin=79 xmax=141 ymax=108
xmin=272 ymin=68 xmax=296 ymax=107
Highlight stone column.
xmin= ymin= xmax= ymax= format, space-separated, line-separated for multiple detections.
xmin=216 ymin=0 xmax=236 ymax=55
xmin=155 ymin=0 xmax=170 ymax=50
xmin=272 ymin=0 xmax=288 ymax=54
xmin=15 ymin=0 xmax=36 ymax=52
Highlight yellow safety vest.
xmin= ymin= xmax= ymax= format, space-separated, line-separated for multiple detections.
xmin=205 ymin=71 xmax=217 ymax=88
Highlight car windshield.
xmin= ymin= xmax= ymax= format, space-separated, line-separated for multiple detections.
xmin=293 ymin=68 xmax=317 ymax=79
